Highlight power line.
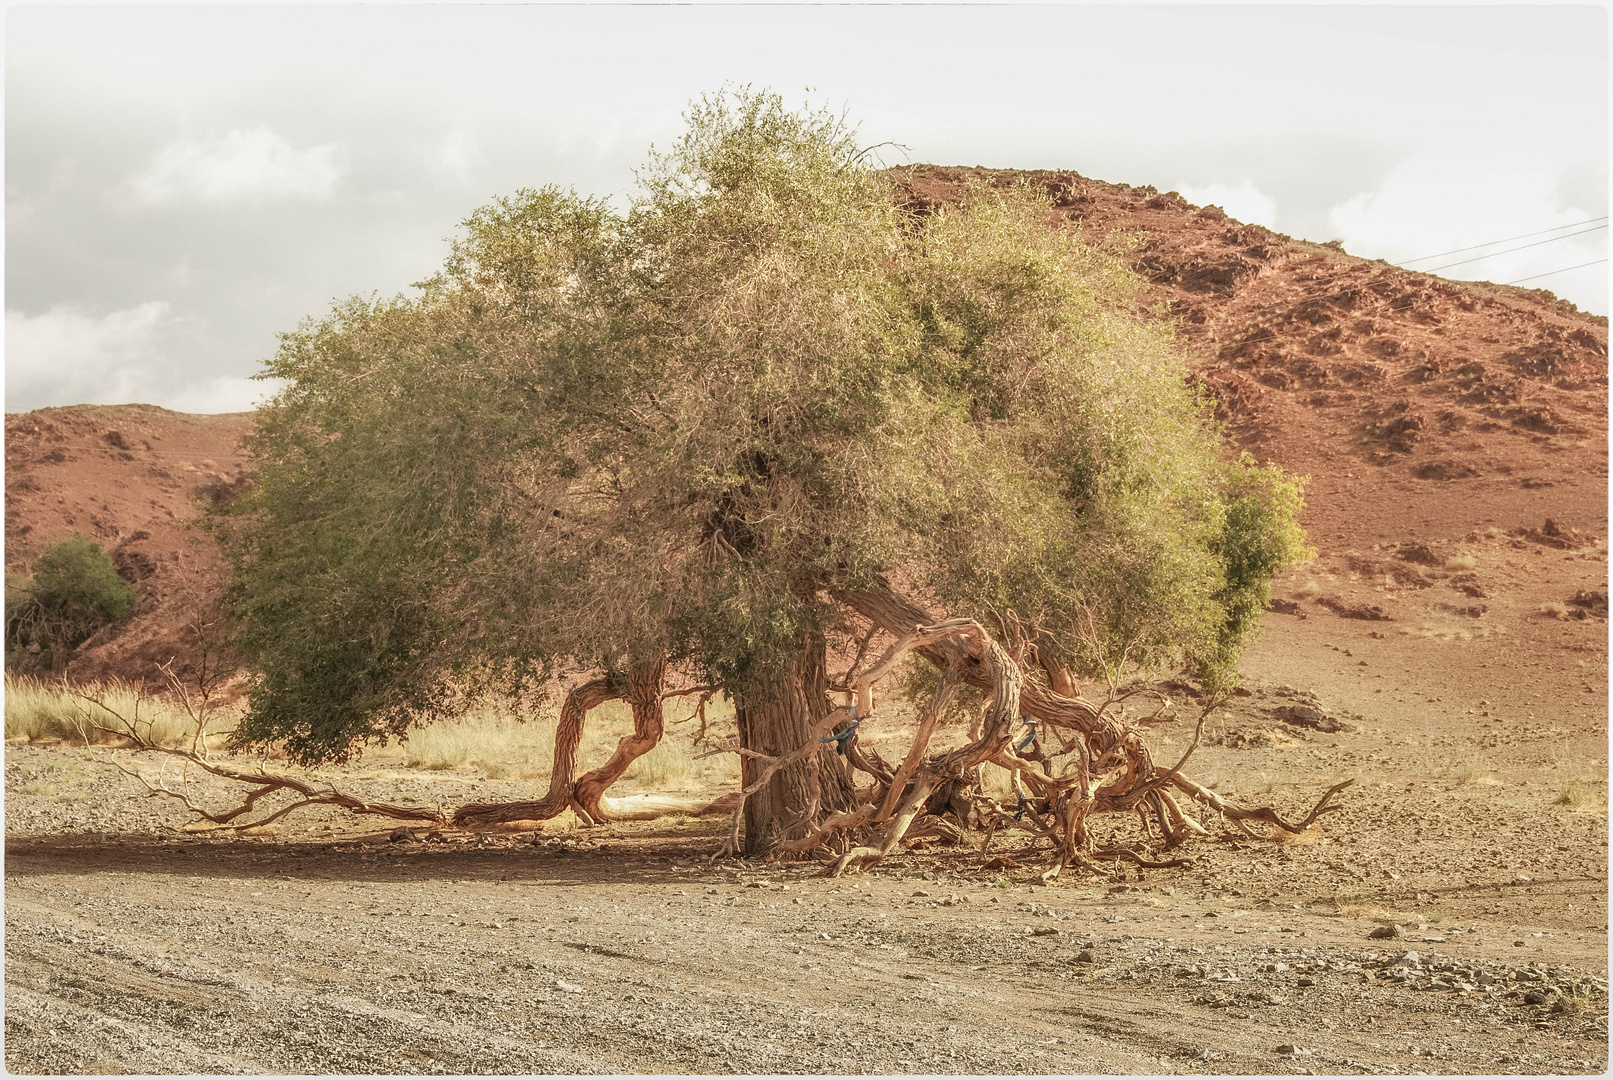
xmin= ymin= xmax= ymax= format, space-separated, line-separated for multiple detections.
xmin=1423 ymin=224 xmax=1608 ymax=273
xmin=1396 ymin=216 xmax=1609 ymax=266
xmin=1503 ymin=259 xmax=1608 ymax=286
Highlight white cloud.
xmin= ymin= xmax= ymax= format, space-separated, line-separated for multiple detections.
xmin=165 ymin=375 xmax=284 ymax=415
xmin=3 ymin=301 xmax=266 ymax=414
xmin=1175 ymin=181 xmax=1279 ymax=229
xmin=1329 ymin=149 xmax=1607 ymax=310
xmin=7 ymin=302 xmax=185 ymax=409
xmin=130 ymin=128 xmax=341 ymax=205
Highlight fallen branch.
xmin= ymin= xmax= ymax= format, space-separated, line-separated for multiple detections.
xmin=73 ymin=681 xmax=447 ymax=831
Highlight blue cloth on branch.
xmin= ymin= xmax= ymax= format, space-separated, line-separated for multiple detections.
xmin=819 ymin=717 xmax=861 ymax=756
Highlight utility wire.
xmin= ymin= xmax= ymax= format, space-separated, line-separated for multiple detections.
xmin=1396 ymin=216 xmax=1609 ymax=266
xmin=1503 ymin=259 xmax=1608 ymax=286
xmin=1423 ymin=224 xmax=1608 ymax=273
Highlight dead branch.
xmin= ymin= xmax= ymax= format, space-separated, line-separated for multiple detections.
xmin=72 ymin=686 xmax=446 ymax=831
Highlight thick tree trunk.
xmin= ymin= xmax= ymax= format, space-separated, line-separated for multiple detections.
xmin=734 ymin=631 xmax=853 ymax=855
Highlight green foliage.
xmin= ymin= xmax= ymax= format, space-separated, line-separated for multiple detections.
xmin=6 ymin=536 xmax=136 ymax=671
xmin=225 ymin=88 xmax=1309 ymax=763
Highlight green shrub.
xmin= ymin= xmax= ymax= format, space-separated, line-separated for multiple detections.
xmin=6 ymin=535 xmax=136 ymax=672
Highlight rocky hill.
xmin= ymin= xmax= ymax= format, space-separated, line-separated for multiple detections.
xmin=6 ymin=166 xmax=1606 ymax=687
xmin=897 ymin=166 xmax=1607 ymax=552
xmin=4 ymin=406 xmax=254 ymax=686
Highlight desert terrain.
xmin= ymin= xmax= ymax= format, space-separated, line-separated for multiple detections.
xmin=5 ymin=166 xmax=1607 ymax=1075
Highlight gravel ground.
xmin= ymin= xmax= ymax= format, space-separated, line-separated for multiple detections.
xmin=4 ymin=765 xmax=1608 ymax=1075
xmin=5 ymin=607 xmax=1609 ymax=1075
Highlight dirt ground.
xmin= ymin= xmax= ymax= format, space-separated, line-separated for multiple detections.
xmin=6 ymin=569 xmax=1608 ymax=1075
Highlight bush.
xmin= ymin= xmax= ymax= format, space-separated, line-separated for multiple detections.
xmin=5 ymin=535 xmax=137 ymax=672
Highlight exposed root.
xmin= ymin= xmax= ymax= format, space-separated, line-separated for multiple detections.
xmin=90 ymin=579 xmax=1353 ymax=867
xmin=768 ymin=581 xmax=1358 ymax=874
xmin=1170 ymin=775 xmax=1355 ymax=836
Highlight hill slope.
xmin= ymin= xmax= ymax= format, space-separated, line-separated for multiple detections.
xmin=898 ymin=166 xmax=1607 ymax=551
xmin=4 ymin=405 xmax=254 ymax=685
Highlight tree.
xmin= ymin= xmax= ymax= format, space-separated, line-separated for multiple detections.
xmin=223 ymin=90 xmax=1320 ymax=858
xmin=6 ymin=535 xmax=137 ymax=674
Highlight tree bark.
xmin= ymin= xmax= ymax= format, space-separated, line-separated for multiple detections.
xmin=734 ymin=630 xmax=853 ymax=855
xmin=453 ymin=676 xmax=619 ymax=826
xmin=575 ymin=657 xmax=667 ymax=822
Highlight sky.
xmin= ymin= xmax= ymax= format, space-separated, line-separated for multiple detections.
xmin=5 ymin=3 xmax=1608 ymax=415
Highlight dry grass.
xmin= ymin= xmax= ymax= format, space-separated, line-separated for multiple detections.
xmin=6 ymin=677 xmax=740 ymax=795
xmin=979 ymin=761 xmax=1018 ymax=800
xmin=1293 ymin=579 xmax=1325 ymax=600
xmin=1444 ymin=554 xmax=1478 ymax=570
xmin=367 ymin=697 xmax=741 ymax=791
xmin=1537 ymin=601 xmax=1570 ymax=619
xmin=4 ymin=676 xmax=218 ymax=748
xmin=1553 ymin=764 xmax=1609 ymax=812
xmin=1439 ymin=760 xmax=1502 ymax=787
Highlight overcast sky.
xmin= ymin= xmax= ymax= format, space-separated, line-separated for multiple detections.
xmin=6 ymin=3 xmax=1607 ymax=414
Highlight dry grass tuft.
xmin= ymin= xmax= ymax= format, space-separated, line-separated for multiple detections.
xmin=979 ymin=762 xmax=1017 ymax=800
xmin=1441 ymin=760 xmax=1502 ymax=786
xmin=1444 ymin=554 xmax=1477 ymax=570
xmin=627 ymin=736 xmax=696 ymax=788
xmin=1553 ymin=768 xmax=1609 ymax=812
xmin=1537 ymin=601 xmax=1570 ymax=619
xmin=4 ymin=676 xmax=219 ymax=748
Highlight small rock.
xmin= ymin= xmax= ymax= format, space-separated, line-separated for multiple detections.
xmin=388 ymin=827 xmax=418 ymax=843
xmin=1367 ymin=925 xmax=1402 ymax=940
xmin=1296 ymin=976 xmax=1315 ymax=987
xmin=1275 ymin=1044 xmax=1297 ymax=1056
xmin=555 ymin=979 xmax=584 ymax=994
xmin=1514 ymin=874 xmax=1532 ymax=884
xmin=1398 ymin=951 xmax=1421 ymax=966
xmin=1075 ymin=950 xmax=1095 ymax=964
xmin=1032 ymin=926 xmax=1059 ymax=937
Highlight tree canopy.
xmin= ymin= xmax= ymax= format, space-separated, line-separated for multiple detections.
xmin=225 ymin=90 xmax=1309 ymax=778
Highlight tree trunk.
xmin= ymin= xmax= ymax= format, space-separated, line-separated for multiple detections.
xmin=575 ymin=657 xmax=667 ymax=822
xmin=453 ymin=676 xmax=619 ymax=826
xmin=734 ymin=631 xmax=853 ymax=855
